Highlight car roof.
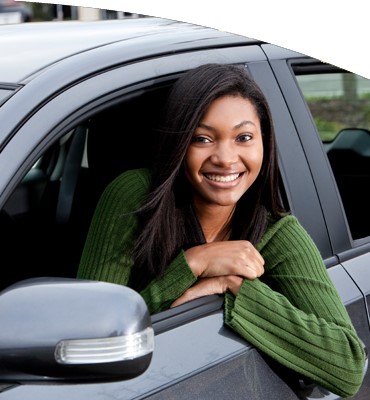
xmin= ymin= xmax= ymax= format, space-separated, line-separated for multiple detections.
xmin=0 ymin=17 xmax=259 ymax=84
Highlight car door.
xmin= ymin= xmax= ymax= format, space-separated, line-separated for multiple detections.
xmin=264 ymin=46 xmax=370 ymax=398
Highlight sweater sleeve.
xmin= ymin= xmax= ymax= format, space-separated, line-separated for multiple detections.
xmin=77 ymin=168 xmax=197 ymax=314
xmin=224 ymin=215 xmax=365 ymax=398
xmin=140 ymin=250 xmax=197 ymax=314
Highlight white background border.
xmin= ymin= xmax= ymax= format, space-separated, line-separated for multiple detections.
xmin=24 ymin=0 xmax=369 ymax=79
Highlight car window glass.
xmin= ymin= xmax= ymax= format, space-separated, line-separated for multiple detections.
xmin=295 ymin=71 xmax=370 ymax=240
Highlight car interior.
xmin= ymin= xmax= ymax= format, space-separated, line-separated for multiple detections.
xmin=0 ymin=84 xmax=171 ymax=290
xmin=326 ymin=128 xmax=370 ymax=240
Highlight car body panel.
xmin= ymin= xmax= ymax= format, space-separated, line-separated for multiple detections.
xmin=0 ymin=311 xmax=328 ymax=399
xmin=0 ymin=19 xmax=256 ymax=83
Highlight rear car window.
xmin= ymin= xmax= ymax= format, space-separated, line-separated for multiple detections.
xmin=296 ymin=71 xmax=370 ymax=240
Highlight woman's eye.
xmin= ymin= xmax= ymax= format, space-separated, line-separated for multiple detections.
xmin=236 ymin=134 xmax=252 ymax=143
xmin=192 ymin=135 xmax=211 ymax=143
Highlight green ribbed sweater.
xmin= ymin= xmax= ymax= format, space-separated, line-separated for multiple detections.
xmin=77 ymin=168 xmax=365 ymax=397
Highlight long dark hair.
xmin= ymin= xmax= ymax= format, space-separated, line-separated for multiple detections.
xmin=129 ymin=63 xmax=286 ymax=291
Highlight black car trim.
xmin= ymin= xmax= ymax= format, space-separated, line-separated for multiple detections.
xmin=151 ymin=295 xmax=224 ymax=335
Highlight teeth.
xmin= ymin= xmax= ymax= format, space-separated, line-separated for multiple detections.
xmin=205 ymin=173 xmax=240 ymax=182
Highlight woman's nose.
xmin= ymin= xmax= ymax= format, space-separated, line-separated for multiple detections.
xmin=210 ymin=142 xmax=239 ymax=166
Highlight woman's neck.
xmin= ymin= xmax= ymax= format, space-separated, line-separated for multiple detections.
xmin=195 ymin=203 xmax=235 ymax=243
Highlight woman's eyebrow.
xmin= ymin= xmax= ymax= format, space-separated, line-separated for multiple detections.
xmin=234 ymin=120 xmax=257 ymax=129
xmin=197 ymin=122 xmax=214 ymax=131
xmin=197 ymin=120 xmax=256 ymax=131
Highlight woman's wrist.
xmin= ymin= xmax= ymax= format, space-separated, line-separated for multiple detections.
xmin=184 ymin=245 xmax=207 ymax=277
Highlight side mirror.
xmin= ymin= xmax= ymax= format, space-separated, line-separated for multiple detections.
xmin=0 ymin=278 xmax=154 ymax=383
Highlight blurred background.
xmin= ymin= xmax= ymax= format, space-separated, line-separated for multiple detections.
xmin=0 ymin=0 xmax=144 ymax=24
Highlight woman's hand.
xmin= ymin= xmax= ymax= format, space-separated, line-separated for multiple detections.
xmin=171 ymin=241 xmax=264 ymax=308
xmin=184 ymin=240 xmax=264 ymax=280
xmin=171 ymin=275 xmax=244 ymax=308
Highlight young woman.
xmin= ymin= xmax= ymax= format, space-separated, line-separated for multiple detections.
xmin=77 ymin=63 xmax=365 ymax=397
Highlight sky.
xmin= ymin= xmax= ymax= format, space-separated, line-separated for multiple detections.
xmin=24 ymin=0 xmax=369 ymax=80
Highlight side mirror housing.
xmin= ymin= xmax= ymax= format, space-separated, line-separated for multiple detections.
xmin=0 ymin=278 xmax=153 ymax=382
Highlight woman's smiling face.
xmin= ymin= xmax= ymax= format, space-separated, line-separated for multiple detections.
xmin=185 ymin=95 xmax=264 ymax=212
